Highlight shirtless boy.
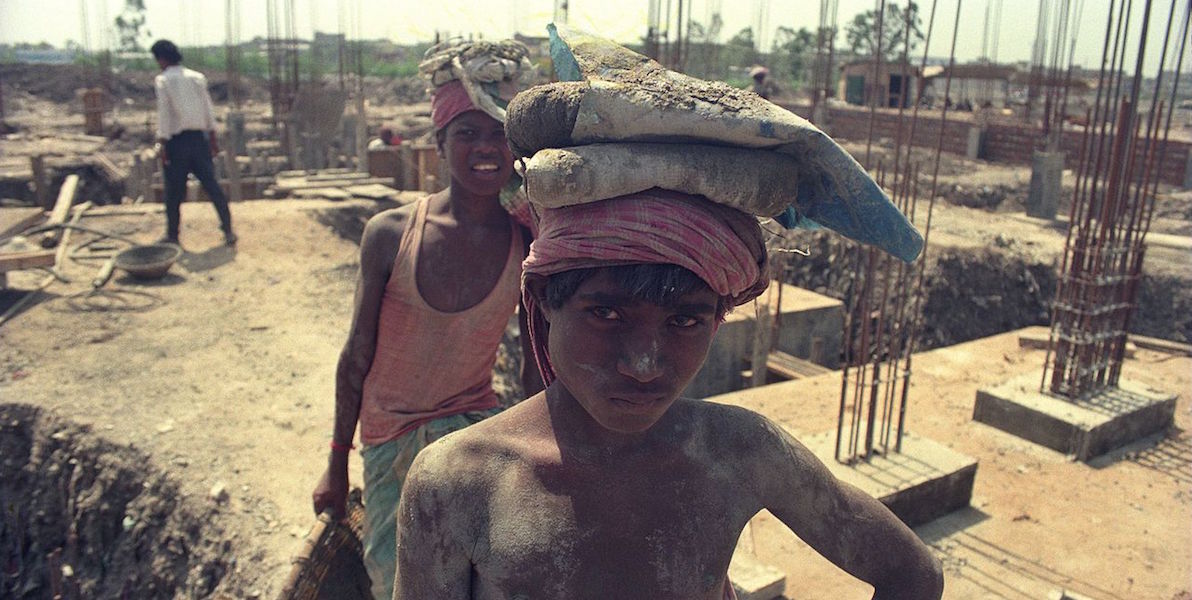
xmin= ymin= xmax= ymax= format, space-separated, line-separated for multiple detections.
xmin=393 ymin=190 xmax=944 ymax=599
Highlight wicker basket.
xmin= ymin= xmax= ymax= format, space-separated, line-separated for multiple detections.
xmin=277 ymin=488 xmax=372 ymax=600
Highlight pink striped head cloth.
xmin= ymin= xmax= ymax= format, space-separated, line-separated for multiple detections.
xmin=522 ymin=189 xmax=769 ymax=385
xmin=431 ymin=79 xmax=477 ymax=131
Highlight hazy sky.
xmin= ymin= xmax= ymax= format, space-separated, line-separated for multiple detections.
xmin=1 ymin=0 xmax=1187 ymax=74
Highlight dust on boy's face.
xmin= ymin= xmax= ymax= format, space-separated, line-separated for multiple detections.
xmin=540 ymin=270 xmax=719 ymax=434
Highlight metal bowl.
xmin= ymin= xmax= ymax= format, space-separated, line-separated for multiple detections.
xmin=114 ymin=243 xmax=182 ymax=280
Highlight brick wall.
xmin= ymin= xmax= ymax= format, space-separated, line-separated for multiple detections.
xmin=777 ymin=102 xmax=1190 ymax=187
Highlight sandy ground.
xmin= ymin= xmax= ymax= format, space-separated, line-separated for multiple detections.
xmin=716 ymin=329 xmax=1192 ymax=600
xmin=2 ymin=199 xmax=368 ymax=597
xmin=2 ymin=196 xmax=1189 ymax=599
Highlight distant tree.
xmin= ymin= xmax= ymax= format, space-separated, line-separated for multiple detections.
xmin=724 ymin=27 xmax=759 ymax=70
xmin=683 ymin=14 xmax=724 ymax=77
xmin=771 ymin=26 xmax=817 ymax=87
xmin=114 ymin=0 xmax=151 ymax=52
xmin=844 ymin=1 xmax=923 ymax=61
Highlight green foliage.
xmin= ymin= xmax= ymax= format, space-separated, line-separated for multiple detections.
xmin=114 ymin=0 xmax=150 ymax=52
xmin=844 ymin=1 xmax=923 ymax=60
xmin=771 ymin=26 xmax=817 ymax=87
xmin=721 ymin=27 xmax=759 ymax=72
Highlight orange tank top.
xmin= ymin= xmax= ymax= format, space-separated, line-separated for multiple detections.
xmin=359 ymin=196 xmax=523 ymax=445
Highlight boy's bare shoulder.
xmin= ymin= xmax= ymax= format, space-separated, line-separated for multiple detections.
xmin=672 ymin=398 xmax=816 ymax=469
xmin=410 ymin=398 xmax=544 ymax=484
xmin=673 ymin=398 xmax=782 ymax=444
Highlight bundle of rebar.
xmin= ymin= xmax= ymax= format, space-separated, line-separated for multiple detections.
xmin=1042 ymin=0 xmax=1190 ymax=399
xmin=835 ymin=0 xmax=956 ymax=464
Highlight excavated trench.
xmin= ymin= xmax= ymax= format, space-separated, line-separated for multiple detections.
xmin=0 ymin=404 xmax=243 ymax=600
xmin=778 ymin=229 xmax=1190 ymax=351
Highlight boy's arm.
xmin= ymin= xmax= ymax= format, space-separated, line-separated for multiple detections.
xmin=751 ymin=415 xmax=944 ymax=600
xmin=394 ymin=446 xmax=475 ymax=599
xmin=312 ymin=210 xmax=407 ymax=517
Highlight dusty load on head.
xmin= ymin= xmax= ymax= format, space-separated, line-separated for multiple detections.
xmin=418 ymin=38 xmax=536 ymax=229
xmin=505 ymin=25 xmax=923 ymax=263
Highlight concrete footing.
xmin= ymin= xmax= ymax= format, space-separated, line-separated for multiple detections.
xmin=801 ymin=429 xmax=978 ymax=527
xmin=685 ymin=282 xmax=843 ymax=399
xmin=973 ymin=372 xmax=1176 ymax=461
xmin=728 ymin=552 xmax=785 ymax=600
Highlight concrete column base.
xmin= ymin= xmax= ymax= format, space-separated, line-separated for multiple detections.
xmin=1026 ymin=151 xmax=1064 ymax=219
xmin=801 ymin=429 xmax=978 ymax=527
xmin=974 ymin=372 xmax=1176 ymax=461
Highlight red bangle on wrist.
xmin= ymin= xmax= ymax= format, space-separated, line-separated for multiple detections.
xmin=330 ymin=440 xmax=355 ymax=452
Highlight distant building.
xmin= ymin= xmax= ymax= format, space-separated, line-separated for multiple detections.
xmin=838 ymin=60 xmax=921 ymax=108
xmin=921 ymin=63 xmax=1017 ymax=109
xmin=13 ymin=48 xmax=78 ymax=64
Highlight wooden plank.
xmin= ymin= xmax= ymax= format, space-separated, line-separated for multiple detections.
xmin=272 ymin=176 xmax=395 ymax=192
xmin=344 ymin=183 xmax=398 ymax=200
xmin=47 ymin=175 xmax=80 ymax=225
xmin=39 ymin=174 xmax=80 ymax=247
xmin=291 ymin=187 xmax=352 ymax=200
xmin=1018 ymin=330 xmax=1135 ymax=357
xmin=1129 ymin=334 xmax=1192 ymax=356
xmin=0 ymin=249 xmax=57 ymax=272
xmin=0 ymin=207 xmax=45 ymax=240
xmin=766 ymin=350 xmax=833 ymax=380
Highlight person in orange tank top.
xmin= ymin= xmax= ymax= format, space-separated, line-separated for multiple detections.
xmin=310 ymin=39 xmax=541 ymax=600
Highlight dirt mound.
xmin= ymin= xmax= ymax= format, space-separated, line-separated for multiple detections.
xmin=777 ymin=228 xmax=1189 ymax=351
xmin=0 ymin=404 xmax=249 ymax=599
xmin=918 ymin=249 xmax=1056 ymax=348
xmin=0 ymin=63 xmax=153 ymax=105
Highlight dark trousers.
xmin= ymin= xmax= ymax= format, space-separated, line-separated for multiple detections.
xmin=162 ymin=130 xmax=232 ymax=239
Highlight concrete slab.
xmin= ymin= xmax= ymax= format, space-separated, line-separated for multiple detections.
xmin=973 ymin=371 xmax=1177 ymax=461
xmin=727 ymin=552 xmax=785 ymax=600
xmin=800 ymin=429 xmax=978 ymax=527
xmin=685 ymin=282 xmax=843 ymax=399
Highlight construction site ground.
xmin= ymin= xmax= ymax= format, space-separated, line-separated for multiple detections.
xmin=2 ymin=65 xmax=1191 ymax=599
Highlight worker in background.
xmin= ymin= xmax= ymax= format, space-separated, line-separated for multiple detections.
xmin=150 ymin=39 xmax=236 ymax=247
xmin=367 ymin=126 xmax=401 ymax=150
xmin=750 ymin=65 xmax=777 ymax=100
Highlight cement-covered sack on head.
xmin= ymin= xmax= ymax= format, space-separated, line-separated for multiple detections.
xmin=520 ymin=143 xmax=800 ymax=219
xmin=505 ymin=24 xmax=923 ymax=264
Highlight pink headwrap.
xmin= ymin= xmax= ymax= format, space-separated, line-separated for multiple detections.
xmin=431 ymin=79 xmax=478 ymax=130
xmin=521 ymin=189 xmax=769 ymax=385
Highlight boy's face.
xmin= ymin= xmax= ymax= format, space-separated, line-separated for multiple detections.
xmin=539 ymin=270 xmax=720 ymax=433
xmin=438 ymin=110 xmax=513 ymax=198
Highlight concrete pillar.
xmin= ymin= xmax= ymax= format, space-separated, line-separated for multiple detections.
xmin=226 ymin=111 xmax=247 ymax=155
xmin=966 ymin=126 xmax=986 ymax=160
xmin=82 ymin=88 xmax=104 ymax=136
xmin=1026 ymin=151 xmax=1064 ymax=219
xmin=811 ymin=101 xmax=829 ymax=134
xmin=224 ymin=150 xmax=242 ymax=203
xmin=355 ymin=95 xmax=368 ymax=173
xmin=341 ymin=113 xmax=358 ymax=156
xmin=30 ymin=154 xmax=49 ymax=209
xmin=285 ymin=118 xmax=303 ymax=171
xmin=1183 ymin=148 xmax=1192 ymax=189
xmin=399 ymin=141 xmax=416 ymax=191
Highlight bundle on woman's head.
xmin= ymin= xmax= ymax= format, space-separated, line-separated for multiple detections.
xmin=419 ymin=38 xmax=536 ymax=228
xmin=419 ymin=39 xmax=533 ymax=129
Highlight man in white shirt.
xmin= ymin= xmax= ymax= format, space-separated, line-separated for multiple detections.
xmin=151 ymin=39 xmax=236 ymax=246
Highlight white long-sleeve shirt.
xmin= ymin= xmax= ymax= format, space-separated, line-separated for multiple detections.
xmin=154 ymin=65 xmax=218 ymax=141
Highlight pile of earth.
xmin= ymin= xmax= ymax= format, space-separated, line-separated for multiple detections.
xmin=776 ymin=228 xmax=1191 ymax=352
xmin=0 ymin=403 xmax=251 ymax=599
